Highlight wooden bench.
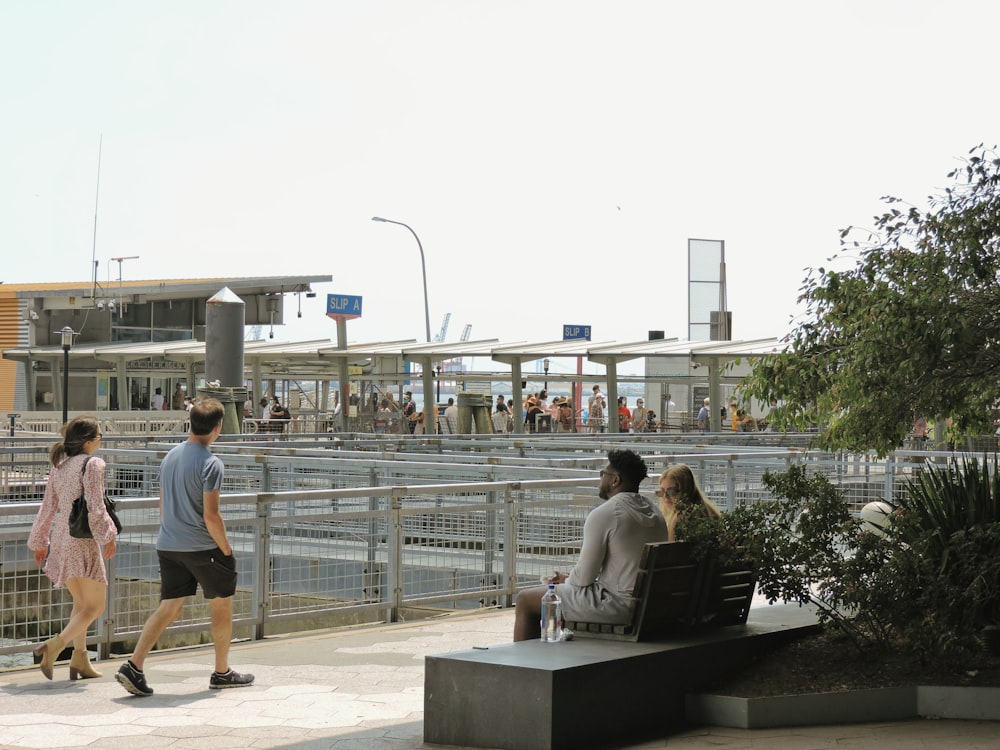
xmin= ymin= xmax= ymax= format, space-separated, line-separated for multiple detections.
xmin=563 ymin=541 xmax=756 ymax=641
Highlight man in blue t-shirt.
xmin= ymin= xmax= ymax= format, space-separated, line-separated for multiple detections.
xmin=116 ymin=398 xmax=254 ymax=696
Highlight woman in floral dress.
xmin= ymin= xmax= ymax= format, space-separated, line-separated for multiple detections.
xmin=28 ymin=416 xmax=118 ymax=680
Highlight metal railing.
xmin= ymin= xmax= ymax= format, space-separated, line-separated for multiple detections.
xmin=1 ymin=434 xmax=973 ymax=669
xmin=1 ymin=477 xmax=599 ymax=663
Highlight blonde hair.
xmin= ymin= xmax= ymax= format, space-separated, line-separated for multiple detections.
xmin=659 ymin=464 xmax=721 ymax=520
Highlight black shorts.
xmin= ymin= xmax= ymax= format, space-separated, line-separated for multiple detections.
xmin=157 ymin=548 xmax=238 ymax=600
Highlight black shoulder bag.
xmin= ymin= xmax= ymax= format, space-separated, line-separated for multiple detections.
xmin=68 ymin=456 xmax=123 ymax=539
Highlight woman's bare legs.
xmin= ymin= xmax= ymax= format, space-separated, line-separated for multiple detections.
xmin=62 ymin=578 xmax=107 ymax=648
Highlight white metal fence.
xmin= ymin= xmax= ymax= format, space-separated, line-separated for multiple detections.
xmin=0 ymin=431 xmax=990 ymax=669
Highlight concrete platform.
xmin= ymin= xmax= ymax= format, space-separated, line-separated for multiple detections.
xmin=423 ymin=604 xmax=819 ymax=750
xmin=0 ymin=608 xmax=996 ymax=750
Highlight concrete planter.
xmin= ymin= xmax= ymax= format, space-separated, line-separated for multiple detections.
xmin=686 ymin=685 xmax=1000 ymax=729
xmin=918 ymin=686 xmax=1000 ymax=721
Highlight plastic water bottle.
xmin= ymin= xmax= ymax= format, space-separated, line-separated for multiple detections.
xmin=540 ymin=584 xmax=562 ymax=642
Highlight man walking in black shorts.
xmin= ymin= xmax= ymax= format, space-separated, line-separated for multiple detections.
xmin=116 ymin=398 xmax=254 ymax=696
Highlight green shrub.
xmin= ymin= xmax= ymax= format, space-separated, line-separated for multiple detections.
xmin=683 ymin=460 xmax=1000 ymax=666
xmin=891 ymin=456 xmax=1000 ymax=660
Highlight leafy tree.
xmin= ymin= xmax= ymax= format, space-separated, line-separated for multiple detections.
xmin=740 ymin=144 xmax=1000 ymax=455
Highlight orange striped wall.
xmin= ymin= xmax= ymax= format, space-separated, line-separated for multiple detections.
xmin=0 ymin=290 xmax=20 ymax=411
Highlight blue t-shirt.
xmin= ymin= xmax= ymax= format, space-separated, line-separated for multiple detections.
xmin=156 ymin=440 xmax=225 ymax=552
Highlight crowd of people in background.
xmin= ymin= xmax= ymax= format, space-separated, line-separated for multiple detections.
xmin=225 ymin=385 xmax=774 ymax=436
xmin=697 ymin=397 xmax=763 ymax=433
xmin=477 ymin=386 xmax=664 ymax=435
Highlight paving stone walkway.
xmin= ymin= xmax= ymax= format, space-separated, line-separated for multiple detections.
xmin=1 ymin=610 xmax=997 ymax=749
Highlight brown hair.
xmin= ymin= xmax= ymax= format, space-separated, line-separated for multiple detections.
xmin=190 ymin=397 xmax=225 ymax=435
xmin=49 ymin=415 xmax=101 ymax=466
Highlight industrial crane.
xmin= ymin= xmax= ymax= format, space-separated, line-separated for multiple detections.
xmin=433 ymin=313 xmax=452 ymax=343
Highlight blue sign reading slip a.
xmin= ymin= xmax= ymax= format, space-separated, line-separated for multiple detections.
xmin=326 ymin=294 xmax=363 ymax=320
xmin=562 ymin=324 xmax=591 ymax=341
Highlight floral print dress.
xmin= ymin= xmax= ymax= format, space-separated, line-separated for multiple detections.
xmin=28 ymin=454 xmax=118 ymax=588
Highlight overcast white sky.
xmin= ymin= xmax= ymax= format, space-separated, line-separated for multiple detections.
xmin=3 ymin=1 xmax=997 ymax=377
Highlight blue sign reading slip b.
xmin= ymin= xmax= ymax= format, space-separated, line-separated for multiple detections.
xmin=563 ymin=325 xmax=591 ymax=341
xmin=327 ymin=294 xmax=363 ymax=320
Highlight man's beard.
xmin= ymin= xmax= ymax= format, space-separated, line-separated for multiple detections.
xmin=598 ymin=488 xmax=609 ymax=500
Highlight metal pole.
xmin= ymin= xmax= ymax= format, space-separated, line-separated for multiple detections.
xmin=63 ymin=347 xmax=69 ymax=424
xmin=371 ymin=217 xmax=431 ymax=342
xmin=60 ymin=326 xmax=74 ymax=424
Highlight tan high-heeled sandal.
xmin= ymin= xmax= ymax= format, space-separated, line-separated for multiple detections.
xmin=69 ymin=649 xmax=102 ymax=680
xmin=32 ymin=635 xmax=65 ymax=680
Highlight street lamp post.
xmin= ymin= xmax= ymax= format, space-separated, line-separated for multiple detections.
xmin=435 ymin=364 xmax=442 ymax=402
xmin=60 ymin=326 xmax=75 ymax=424
xmin=371 ymin=217 xmax=431 ymax=343
xmin=543 ymin=358 xmax=550 ymax=391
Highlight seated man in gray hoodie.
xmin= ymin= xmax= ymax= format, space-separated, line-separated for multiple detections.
xmin=513 ymin=448 xmax=668 ymax=640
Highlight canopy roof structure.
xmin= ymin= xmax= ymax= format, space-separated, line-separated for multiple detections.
xmin=3 ymin=335 xmax=783 ymax=374
xmin=3 ymin=275 xmax=326 ymax=312
xmin=3 ymin=335 xmax=784 ymax=434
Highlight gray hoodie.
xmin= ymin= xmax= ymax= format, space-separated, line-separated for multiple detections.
xmin=558 ymin=492 xmax=668 ymax=623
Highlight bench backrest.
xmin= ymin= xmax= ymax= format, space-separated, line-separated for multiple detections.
xmin=630 ymin=541 xmax=704 ymax=639
xmin=698 ymin=554 xmax=757 ymax=627
xmin=563 ymin=541 xmax=756 ymax=641
xmin=563 ymin=541 xmax=702 ymax=640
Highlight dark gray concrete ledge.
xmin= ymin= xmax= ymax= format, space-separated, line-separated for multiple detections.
xmin=423 ymin=603 xmax=819 ymax=750
xmin=686 ymin=684 xmax=1000 ymax=728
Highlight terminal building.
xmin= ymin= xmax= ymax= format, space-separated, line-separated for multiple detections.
xmin=0 ymin=275 xmax=330 ymax=414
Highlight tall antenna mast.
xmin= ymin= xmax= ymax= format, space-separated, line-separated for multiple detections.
xmin=90 ymin=134 xmax=103 ymax=300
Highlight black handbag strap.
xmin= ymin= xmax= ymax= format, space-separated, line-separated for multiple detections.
xmin=79 ymin=454 xmax=113 ymax=504
xmin=80 ymin=455 xmax=96 ymax=499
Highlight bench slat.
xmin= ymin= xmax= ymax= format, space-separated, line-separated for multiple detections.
xmin=699 ymin=560 xmax=756 ymax=626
